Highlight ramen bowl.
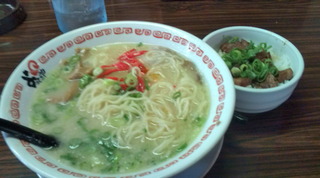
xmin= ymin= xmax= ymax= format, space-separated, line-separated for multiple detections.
xmin=0 ymin=21 xmax=235 ymax=178
xmin=203 ymin=26 xmax=304 ymax=113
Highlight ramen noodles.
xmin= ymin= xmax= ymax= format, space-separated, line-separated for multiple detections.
xmin=30 ymin=43 xmax=210 ymax=174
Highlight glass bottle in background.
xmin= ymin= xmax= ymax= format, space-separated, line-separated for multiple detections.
xmin=51 ymin=0 xmax=107 ymax=33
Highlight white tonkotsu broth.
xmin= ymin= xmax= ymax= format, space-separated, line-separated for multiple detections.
xmin=30 ymin=43 xmax=210 ymax=174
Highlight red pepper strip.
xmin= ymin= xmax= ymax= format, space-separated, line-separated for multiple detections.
xmin=120 ymin=83 xmax=128 ymax=90
xmin=118 ymin=49 xmax=136 ymax=60
xmin=105 ymin=76 xmax=120 ymax=81
xmin=98 ymin=62 xmax=131 ymax=78
xmin=118 ymin=49 xmax=148 ymax=61
xmin=118 ymin=49 xmax=149 ymax=73
xmin=100 ymin=64 xmax=113 ymax=69
xmin=98 ymin=49 xmax=148 ymax=78
xmin=101 ymin=62 xmax=130 ymax=71
xmin=130 ymin=50 xmax=148 ymax=57
xmin=96 ymin=68 xmax=120 ymax=78
xmin=126 ymin=58 xmax=148 ymax=73
xmin=135 ymin=61 xmax=148 ymax=74
xmin=113 ymin=62 xmax=131 ymax=70
xmin=136 ymin=75 xmax=145 ymax=92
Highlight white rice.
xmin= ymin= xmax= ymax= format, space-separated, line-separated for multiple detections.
xmin=271 ymin=51 xmax=291 ymax=71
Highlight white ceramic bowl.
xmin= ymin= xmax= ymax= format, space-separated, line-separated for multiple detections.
xmin=203 ymin=26 xmax=304 ymax=113
xmin=0 ymin=21 xmax=235 ymax=178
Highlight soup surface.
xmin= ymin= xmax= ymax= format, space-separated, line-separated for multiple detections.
xmin=30 ymin=43 xmax=210 ymax=174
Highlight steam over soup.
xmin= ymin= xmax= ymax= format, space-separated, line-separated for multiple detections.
xmin=30 ymin=43 xmax=210 ymax=174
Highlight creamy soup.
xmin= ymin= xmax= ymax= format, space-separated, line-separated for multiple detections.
xmin=30 ymin=43 xmax=210 ymax=174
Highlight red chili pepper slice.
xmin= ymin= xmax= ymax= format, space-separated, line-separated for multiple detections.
xmin=101 ymin=62 xmax=130 ymax=71
xmin=120 ymin=83 xmax=128 ymax=90
xmin=100 ymin=64 xmax=113 ymax=69
xmin=113 ymin=62 xmax=130 ymax=70
xmin=98 ymin=62 xmax=131 ymax=78
xmin=126 ymin=58 xmax=147 ymax=73
xmin=137 ymin=63 xmax=148 ymax=74
xmin=118 ymin=49 xmax=136 ymax=61
xmin=97 ymin=49 xmax=149 ymax=91
xmin=130 ymin=50 xmax=148 ymax=57
xmin=136 ymin=75 xmax=145 ymax=92
xmin=118 ymin=49 xmax=148 ymax=61
xmin=96 ymin=68 xmax=120 ymax=78
xmin=105 ymin=76 xmax=120 ymax=81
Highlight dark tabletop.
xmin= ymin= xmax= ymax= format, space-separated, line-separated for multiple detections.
xmin=0 ymin=0 xmax=319 ymax=177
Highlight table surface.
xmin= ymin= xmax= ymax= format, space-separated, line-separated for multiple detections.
xmin=1 ymin=0 xmax=320 ymax=177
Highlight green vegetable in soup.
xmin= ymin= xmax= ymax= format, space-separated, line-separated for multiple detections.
xmin=79 ymin=74 xmax=93 ymax=89
xmin=172 ymin=91 xmax=181 ymax=100
xmin=63 ymin=55 xmax=81 ymax=73
xmin=176 ymin=143 xmax=188 ymax=152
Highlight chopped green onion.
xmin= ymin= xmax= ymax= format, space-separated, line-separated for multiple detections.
xmin=77 ymin=118 xmax=88 ymax=132
xmin=246 ymin=70 xmax=257 ymax=79
xmin=125 ymin=73 xmax=138 ymax=87
xmin=240 ymin=71 xmax=246 ymax=78
xmin=60 ymin=153 xmax=78 ymax=165
xmin=124 ymin=114 xmax=129 ymax=121
xmin=193 ymin=116 xmax=205 ymax=127
xmin=220 ymin=37 xmax=280 ymax=84
xmin=230 ymin=49 xmax=242 ymax=60
xmin=113 ymin=83 xmax=121 ymax=91
xmin=103 ymin=79 xmax=117 ymax=86
xmin=240 ymin=64 xmax=249 ymax=72
xmin=93 ymin=67 xmax=103 ymax=76
xmin=231 ymin=67 xmax=241 ymax=77
xmin=259 ymin=43 xmax=271 ymax=50
xmin=264 ymin=58 xmax=273 ymax=66
xmin=63 ymin=66 xmax=72 ymax=73
xmin=247 ymin=49 xmax=256 ymax=58
xmin=69 ymin=55 xmax=81 ymax=63
xmin=257 ymin=70 xmax=268 ymax=82
xmin=128 ymin=92 xmax=142 ymax=98
xmin=137 ymin=42 xmax=143 ymax=47
xmin=144 ymin=78 xmax=150 ymax=90
xmin=172 ymin=91 xmax=181 ymax=100
xmin=125 ymin=86 xmax=135 ymax=91
xmin=224 ymin=60 xmax=232 ymax=69
xmin=247 ymin=41 xmax=255 ymax=50
xmin=269 ymin=66 xmax=279 ymax=76
xmin=252 ymin=59 xmax=266 ymax=74
xmin=79 ymin=74 xmax=93 ymax=89
xmin=176 ymin=143 xmax=188 ymax=152
xmin=118 ymin=89 xmax=126 ymax=95
xmin=228 ymin=36 xmax=239 ymax=43
xmin=63 ymin=55 xmax=81 ymax=73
